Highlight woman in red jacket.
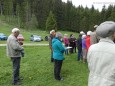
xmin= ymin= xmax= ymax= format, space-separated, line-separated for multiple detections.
xmin=86 ymin=31 xmax=92 ymax=51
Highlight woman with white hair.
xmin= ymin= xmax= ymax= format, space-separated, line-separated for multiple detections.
xmin=87 ymin=21 xmax=115 ymax=86
xmin=86 ymin=31 xmax=92 ymax=51
xmin=52 ymin=32 xmax=66 ymax=81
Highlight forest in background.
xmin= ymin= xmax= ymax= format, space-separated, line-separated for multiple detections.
xmin=0 ymin=0 xmax=115 ymax=32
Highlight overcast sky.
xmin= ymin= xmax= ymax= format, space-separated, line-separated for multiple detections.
xmin=62 ymin=0 xmax=115 ymax=11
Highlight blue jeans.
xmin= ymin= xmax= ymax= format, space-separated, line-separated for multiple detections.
xmin=77 ymin=49 xmax=82 ymax=61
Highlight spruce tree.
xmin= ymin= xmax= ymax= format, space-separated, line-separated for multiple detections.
xmin=46 ymin=11 xmax=57 ymax=32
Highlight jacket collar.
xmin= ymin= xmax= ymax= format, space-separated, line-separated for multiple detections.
xmin=11 ymin=34 xmax=17 ymax=40
xmin=99 ymin=38 xmax=114 ymax=44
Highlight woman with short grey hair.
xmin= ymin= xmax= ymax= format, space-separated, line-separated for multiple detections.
xmin=52 ymin=32 xmax=66 ymax=80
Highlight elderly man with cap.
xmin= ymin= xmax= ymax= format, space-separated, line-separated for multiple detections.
xmin=49 ymin=30 xmax=56 ymax=62
xmin=87 ymin=21 xmax=115 ymax=86
xmin=7 ymin=28 xmax=24 ymax=85
xmin=52 ymin=32 xmax=66 ymax=81
xmin=90 ymin=25 xmax=99 ymax=45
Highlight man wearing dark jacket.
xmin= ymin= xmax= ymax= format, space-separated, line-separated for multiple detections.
xmin=76 ymin=34 xmax=82 ymax=61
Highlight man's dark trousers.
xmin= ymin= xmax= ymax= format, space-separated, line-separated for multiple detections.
xmin=54 ymin=59 xmax=63 ymax=80
xmin=11 ymin=57 xmax=21 ymax=83
xmin=51 ymin=51 xmax=54 ymax=62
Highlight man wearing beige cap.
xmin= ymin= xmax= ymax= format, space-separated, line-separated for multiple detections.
xmin=87 ymin=21 xmax=115 ymax=86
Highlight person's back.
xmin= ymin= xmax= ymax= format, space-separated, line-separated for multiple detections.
xmin=87 ymin=21 xmax=115 ymax=86
xmin=82 ymin=38 xmax=86 ymax=49
xmin=90 ymin=31 xmax=99 ymax=45
xmin=77 ymin=35 xmax=82 ymax=50
xmin=86 ymin=35 xmax=90 ymax=51
xmin=63 ymin=37 xmax=69 ymax=47
xmin=87 ymin=38 xmax=115 ymax=86
xmin=90 ymin=25 xmax=99 ymax=45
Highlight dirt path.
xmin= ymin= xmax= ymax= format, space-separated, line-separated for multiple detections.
xmin=0 ymin=43 xmax=49 ymax=47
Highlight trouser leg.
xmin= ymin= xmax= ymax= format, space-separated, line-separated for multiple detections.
xmin=74 ymin=46 xmax=76 ymax=53
xmin=54 ymin=60 xmax=63 ymax=80
xmin=78 ymin=49 xmax=82 ymax=61
xmin=51 ymin=51 xmax=54 ymax=62
xmin=11 ymin=57 xmax=21 ymax=83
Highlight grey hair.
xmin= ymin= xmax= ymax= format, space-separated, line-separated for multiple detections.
xmin=56 ymin=32 xmax=63 ymax=38
xmin=50 ymin=30 xmax=55 ymax=34
xmin=12 ymin=28 xmax=20 ymax=33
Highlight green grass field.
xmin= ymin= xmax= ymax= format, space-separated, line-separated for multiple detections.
xmin=0 ymin=46 xmax=88 ymax=86
xmin=0 ymin=20 xmax=89 ymax=86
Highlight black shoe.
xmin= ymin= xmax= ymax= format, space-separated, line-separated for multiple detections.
xmin=55 ymin=77 xmax=64 ymax=81
xmin=60 ymin=77 xmax=64 ymax=81
xmin=18 ymin=77 xmax=24 ymax=81
xmin=12 ymin=81 xmax=21 ymax=85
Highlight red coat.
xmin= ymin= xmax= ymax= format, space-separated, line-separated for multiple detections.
xmin=86 ymin=36 xmax=90 ymax=51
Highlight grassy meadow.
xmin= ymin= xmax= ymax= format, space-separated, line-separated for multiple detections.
xmin=0 ymin=46 xmax=88 ymax=86
xmin=0 ymin=20 xmax=78 ymax=44
xmin=0 ymin=20 xmax=89 ymax=86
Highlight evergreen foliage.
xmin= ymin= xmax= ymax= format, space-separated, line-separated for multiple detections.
xmin=46 ymin=11 xmax=57 ymax=31
xmin=0 ymin=0 xmax=115 ymax=32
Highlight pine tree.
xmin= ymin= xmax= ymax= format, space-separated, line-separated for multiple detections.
xmin=46 ymin=11 xmax=57 ymax=32
xmin=109 ymin=6 xmax=115 ymax=21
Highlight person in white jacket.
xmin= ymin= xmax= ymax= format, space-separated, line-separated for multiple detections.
xmin=87 ymin=21 xmax=115 ymax=86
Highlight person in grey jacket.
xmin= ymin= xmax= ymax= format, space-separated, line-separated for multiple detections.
xmin=7 ymin=28 xmax=24 ymax=85
xmin=90 ymin=25 xmax=99 ymax=45
xmin=49 ymin=30 xmax=56 ymax=62
xmin=87 ymin=21 xmax=115 ymax=86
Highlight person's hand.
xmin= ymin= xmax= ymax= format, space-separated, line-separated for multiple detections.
xmin=19 ymin=41 xmax=23 ymax=45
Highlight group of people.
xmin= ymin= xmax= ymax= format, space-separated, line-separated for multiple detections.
xmin=6 ymin=21 xmax=115 ymax=86
xmin=49 ymin=21 xmax=115 ymax=86
xmin=76 ymin=25 xmax=99 ymax=63
xmin=48 ymin=26 xmax=99 ymax=81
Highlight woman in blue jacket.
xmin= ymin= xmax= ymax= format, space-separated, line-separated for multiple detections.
xmin=52 ymin=32 xmax=66 ymax=81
